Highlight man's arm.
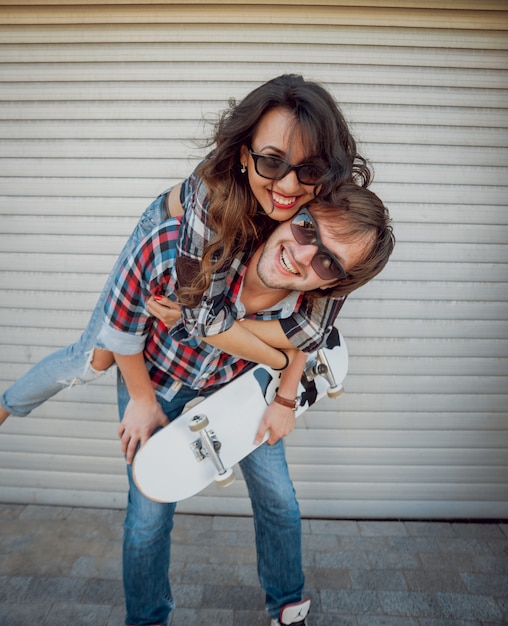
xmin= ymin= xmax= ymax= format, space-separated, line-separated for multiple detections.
xmin=114 ymin=352 xmax=169 ymax=464
xmin=200 ymin=330 xmax=308 ymax=445
xmin=254 ymin=349 xmax=308 ymax=445
xmin=203 ymin=322 xmax=309 ymax=445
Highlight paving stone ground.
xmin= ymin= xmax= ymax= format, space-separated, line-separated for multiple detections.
xmin=0 ymin=504 xmax=506 ymax=625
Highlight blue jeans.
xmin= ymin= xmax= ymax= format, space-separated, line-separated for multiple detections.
xmin=1 ymin=190 xmax=170 ymax=416
xmin=118 ymin=377 xmax=304 ymax=626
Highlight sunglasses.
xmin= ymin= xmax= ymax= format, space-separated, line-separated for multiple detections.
xmin=248 ymin=148 xmax=325 ymax=185
xmin=290 ymin=208 xmax=349 ymax=281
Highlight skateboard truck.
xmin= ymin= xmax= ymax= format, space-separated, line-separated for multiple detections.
xmin=304 ymin=349 xmax=344 ymax=398
xmin=188 ymin=414 xmax=236 ymax=487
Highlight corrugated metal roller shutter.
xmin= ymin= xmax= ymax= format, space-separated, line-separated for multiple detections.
xmin=0 ymin=1 xmax=506 ymax=519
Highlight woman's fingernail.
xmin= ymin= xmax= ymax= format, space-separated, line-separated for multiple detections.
xmin=154 ymin=295 xmax=162 ymax=301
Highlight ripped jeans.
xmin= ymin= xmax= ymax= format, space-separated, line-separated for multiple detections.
xmin=1 ymin=189 xmax=171 ymax=417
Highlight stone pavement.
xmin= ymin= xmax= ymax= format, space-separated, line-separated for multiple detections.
xmin=0 ymin=504 xmax=506 ymax=626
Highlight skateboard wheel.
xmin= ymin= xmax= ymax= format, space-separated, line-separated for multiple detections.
xmin=304 ymin=361 xmax=327 ymax=381
xmin=188 ymin=414 xmax=209 ymax=432
xmin=327 ymin=385 xmax=344 ymax=399
xmin=215 ymin=468 xmax=235 ymax=488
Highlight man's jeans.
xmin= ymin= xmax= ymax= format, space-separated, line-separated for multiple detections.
xmin=118 ymin=377 xmax=304 ymax=625
xmin=1 ymin=190 xmax=170 ymax=416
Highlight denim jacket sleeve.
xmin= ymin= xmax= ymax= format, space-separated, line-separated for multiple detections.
xmin=176 ymin=168 xmax=235 ymax=338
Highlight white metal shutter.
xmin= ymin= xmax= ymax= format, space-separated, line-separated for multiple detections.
xmin=0 ymin=1 xmax=507 ymax=518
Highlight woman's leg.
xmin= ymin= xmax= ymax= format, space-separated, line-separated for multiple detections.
xmin=1 ymin=189 xmax=171 ymax=418
xmin=239 ymin=441 xmax=305 ymax=620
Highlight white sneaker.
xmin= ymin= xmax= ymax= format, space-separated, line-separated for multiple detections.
xmin=270 ymin=598 xmax=311 ymax=625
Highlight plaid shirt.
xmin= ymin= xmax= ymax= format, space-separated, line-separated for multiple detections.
xmin=99 ymin=217 xmax=314 ymax=397
xmin=178 ymin=166 xmax=346 ymax=352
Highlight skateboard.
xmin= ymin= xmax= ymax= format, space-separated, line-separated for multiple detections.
xmin=133 ymin=326 xmax=348 ymax=502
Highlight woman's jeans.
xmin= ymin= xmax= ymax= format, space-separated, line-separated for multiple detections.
xmin=1 ymin=190 xmax=170 ymax=416
xmin=118 ymin=377 xmax=304 ymax=625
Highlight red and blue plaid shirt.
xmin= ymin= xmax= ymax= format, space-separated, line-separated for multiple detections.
xmin=99 ymin=217 xmax=341 ymax=398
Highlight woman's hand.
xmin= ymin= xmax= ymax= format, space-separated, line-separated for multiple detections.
xmin=146 ymin=295 xmax=182 ymax=328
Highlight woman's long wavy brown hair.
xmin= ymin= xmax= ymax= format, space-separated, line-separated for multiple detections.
xmin=177 ymin=74 xmax=372 ymax=307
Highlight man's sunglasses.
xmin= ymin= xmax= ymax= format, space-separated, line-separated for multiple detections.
xmin=248 ymin=148 xmax=325 ymax=185
xmin=290 ymin=208 xmax=349 ymax=281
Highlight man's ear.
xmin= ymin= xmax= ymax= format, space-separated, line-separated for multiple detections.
xmin=319 ymin=279 xmax=341 ymax=291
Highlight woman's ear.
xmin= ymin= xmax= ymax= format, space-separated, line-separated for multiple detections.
xmin=240 ymin=144 xmax=249 ymax=171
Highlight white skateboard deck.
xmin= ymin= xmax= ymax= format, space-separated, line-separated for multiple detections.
xmin=133 ymin=327 xmax=348 ymax=502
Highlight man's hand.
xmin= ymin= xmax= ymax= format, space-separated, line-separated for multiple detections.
xmin=146 ymin=295 xmax=182 ymax=328
xmin=118 ymin=398 xmax=169 ymax=464
xmin=254 ymin=402 xmax=297 ymax=446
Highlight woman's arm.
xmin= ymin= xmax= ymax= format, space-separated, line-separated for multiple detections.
xmin=241 ymin=296 xmax=346 ymax=353
xmin=235 ymin=318 xmax=295 ymax=350
xmin=146 ymin=295 xmax=293 ymax=369
xmin=199 ymin=321 xmax=293 ymax=370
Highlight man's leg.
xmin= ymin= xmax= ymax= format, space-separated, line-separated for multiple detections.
xmin=118 ymin=375 xmax=199 ymax=626
xmin=123 ymin=463 xmax=177 ymax=626
xmin=119 ymin=376 xmax=177 ymax=626
xmin=239 ymin=441 xmax=306 ymax=621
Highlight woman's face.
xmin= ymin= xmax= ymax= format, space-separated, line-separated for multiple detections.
xmin=240 ymin=107 xmax=322 ymax=222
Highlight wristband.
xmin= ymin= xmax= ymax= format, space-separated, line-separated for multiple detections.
xmin=274 ymin=393 xmax=299 ymax=412
xmin=272 ymin=349 xmax=289 ymax=371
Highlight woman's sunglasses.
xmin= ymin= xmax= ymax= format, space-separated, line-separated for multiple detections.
xmin=290 ymin=208 xmax=349 ymax=281
xmin=248 ymin=148 xmax=325 ymax=185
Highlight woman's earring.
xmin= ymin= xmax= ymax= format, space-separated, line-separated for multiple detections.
xmin=241 ymin=164 xmax=247 ymax=174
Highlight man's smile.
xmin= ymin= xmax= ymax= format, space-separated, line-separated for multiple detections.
xmin=279 ymin=247 xmax=299 ymax=275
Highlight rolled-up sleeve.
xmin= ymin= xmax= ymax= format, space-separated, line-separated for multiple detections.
xmin=97 ymin=324 xmax=147 ymax=355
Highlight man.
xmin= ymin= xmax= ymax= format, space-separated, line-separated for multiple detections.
xmin=98 ymin=185 xmax=394 ymax=626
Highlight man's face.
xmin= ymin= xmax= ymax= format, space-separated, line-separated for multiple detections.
xmin=256 ymin=210 xmax=371 ymax=293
